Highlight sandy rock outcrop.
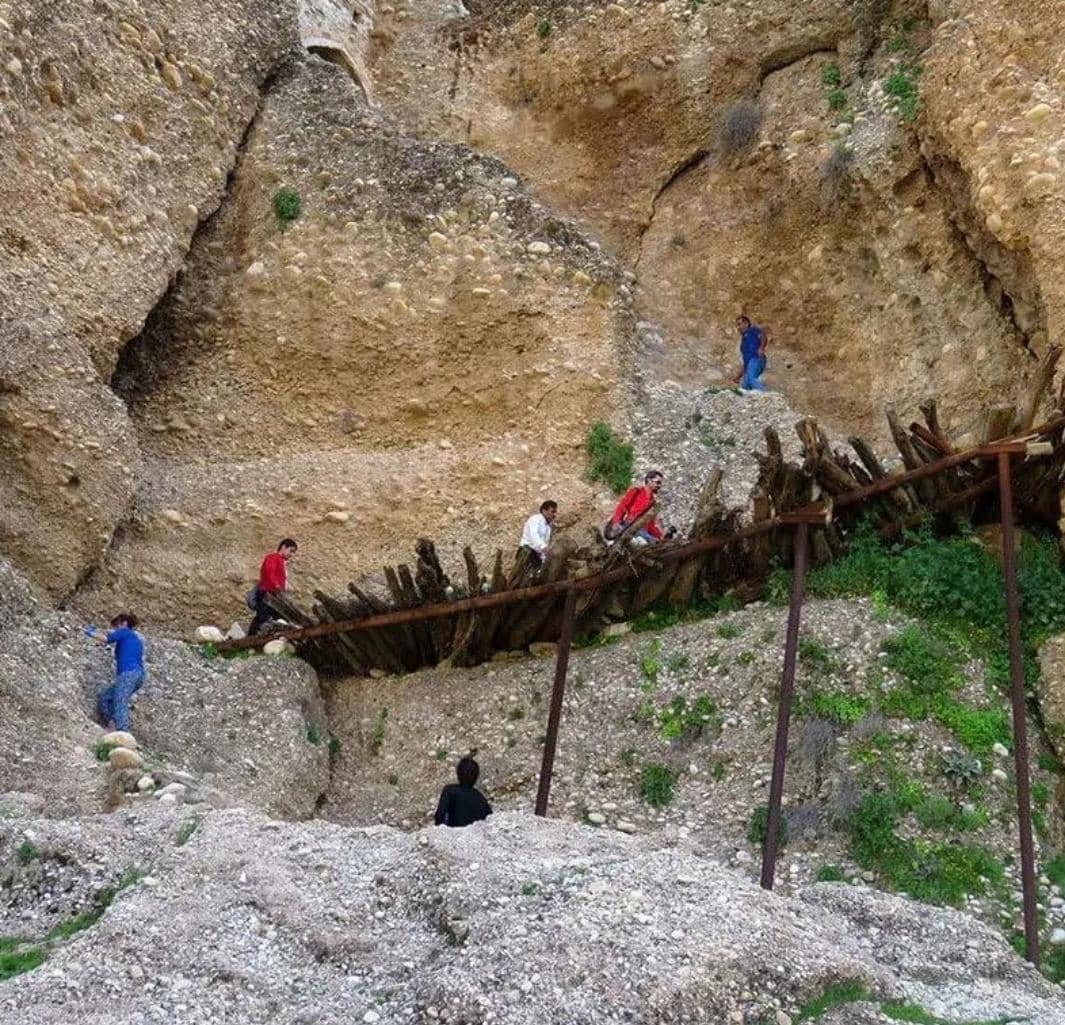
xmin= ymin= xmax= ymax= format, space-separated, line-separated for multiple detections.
xmin=0 ymin=0 xmax=297 ymax=598
xmin=82 ymin=57 xmax=632 ymax=630
xmin=368 ymin=1 xmax=1035 ymax=439
xmin=920 ymin=0 xmax=1065 ymax=362
xmin=1 ymin=809 xmax=1063 ymax=1024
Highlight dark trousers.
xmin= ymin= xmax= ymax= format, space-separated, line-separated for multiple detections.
xmin=248 ymin=590 xmax=276 ymax=636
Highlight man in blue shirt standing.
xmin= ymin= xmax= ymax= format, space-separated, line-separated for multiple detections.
xmin=84 ymin=613 xmax=145 ymax=733
xmin=734 ymin=314 xmax=769 ymax=392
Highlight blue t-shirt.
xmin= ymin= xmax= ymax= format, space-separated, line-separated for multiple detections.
xmin=106 ymin=627 xmax=144 ymax=675
xmin=740 ymin=326 xmax=764 ymax=363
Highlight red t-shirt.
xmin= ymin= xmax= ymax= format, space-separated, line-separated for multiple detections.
xmin=610 ymin=486 xmax=662 ymax=539
xmin=258 ymin=551 xmax=288 ymax=593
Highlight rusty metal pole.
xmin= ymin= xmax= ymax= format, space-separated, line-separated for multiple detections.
xmin=760 ymin=521 xmax=810 ymax=890
xmin=535 ymin=586 xmax=579 ymax=817
xmin=997 ymin=451 xmax=1041 ymax=966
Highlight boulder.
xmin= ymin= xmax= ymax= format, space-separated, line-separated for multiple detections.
xmin=108 ymin=747 xmax=144 ymax=770
xmin=194 ymin=626 xmax=226 ymax=644
xmin=100 ymin=731 xmax=139 ymax=751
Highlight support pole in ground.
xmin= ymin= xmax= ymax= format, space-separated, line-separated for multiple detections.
xmin=997 ymin=451 xmax=1041 ymax=966
xmin=534 ymin=586 xmax=579 ymax=817
xmin=760 ymin=521 xmax=810 ymax=890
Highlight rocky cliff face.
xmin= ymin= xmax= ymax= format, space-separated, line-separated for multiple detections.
xmin=0 ymin=0 xmax=297 ymax=600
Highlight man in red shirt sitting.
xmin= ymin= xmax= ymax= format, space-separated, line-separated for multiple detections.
xmin=608 ymin=470 xmax=674 ymax=544
xmin=248 ymin=538 xmax=298 ymax=635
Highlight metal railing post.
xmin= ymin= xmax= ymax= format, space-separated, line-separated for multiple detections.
xmin=997 ymin=451 xmax=1041 ymax=966
xmin=760 ymin=521 xmax=810 ymax=890
xmin=534 ymin=586 xmax=579 ymax=817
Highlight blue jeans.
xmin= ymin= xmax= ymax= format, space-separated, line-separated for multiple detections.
xmin=98 ymin=670 xmax=144 ymax=732
xmin=741 ymin=356 xmax=766 ymax=391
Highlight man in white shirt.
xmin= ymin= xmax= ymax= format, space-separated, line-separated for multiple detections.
xmin=520 ymin=500 xmax=558 ymax=564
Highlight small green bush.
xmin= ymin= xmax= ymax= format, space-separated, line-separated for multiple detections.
xmin=306 ymin=723 xmax=321 ymax=746
xmin=176 ymin=818 xmax=201 ymax=847
xmin=15 ymin=841 xmax=39 ymax=865
xmin=585 ymin=422 xmax=634 ymax=495
xmin=805 ymin=690 xmax=868 ymax=726
xmin=658 ymin=694 xmax=718 ymax=742
xmin=827 ymin=87 xmax=848 ymax=111
xmin=94 ymin=741 xmax=118 ymax=763
xmin=884 ymin=63 xmax=921 ymax=122
xmin=821 ymin=63 xmax=842 ymax=87
xmin=795 ymin=980 xmax=871 ymax=1022
xmin=941 ymin=750 xmax=983 ymax=788
xmin=815 ymin=864 xmax=846 ymax=883
xmin=536 ymin=18 xmax=552 ymax=38
xmin=747 ymin=804 xmax=788 ymax=846
xmin=640 ymin=763 xmax=676 ymax=807
xmin=272 ymin=187 xmax=302 ymax=229
xmin=329 ymin=736 xmax=342 ymax=765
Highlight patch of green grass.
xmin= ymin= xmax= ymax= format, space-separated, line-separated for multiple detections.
xmin=815 ymin=864 xmax=846 ymax=883
xmin=827 ymin=87 xmax=848 ymax=111
xmin=795 ymin=980 xmax=871 ymax=1022
xmin=747 ymin=804 xmax=788 ymax=847
xmin=736 ymin=651 xmax=755 ymax=666
xmin=536 ymin=17 xmax=552 ymax=38
xmin=306 ymin=723 xmax=321 ymax=746
xmin=15 ymin=840 xmax=39 ymax=865
xmin=328 ymin=736 xmax=342 ymax=765
xmin=884 ymin=61 xmax=921 ymax=122
xmin=799 ymin=636 xmax=838 ymax=673
xmin=176 ymin=817 xmax=201 ymax=847
xmin=658 ymin=694 xmax=718 ymax=742
xmin=1038 ymin=751 xmax=1063 ymax=774
xmin=585 ymin=422 xmax=633 ymax=495
xmin=847 ymin=791 xmax=1002 ymax=906
xmin=433 ymin=746 xmax=448 ymax=762
xmin=0 ymin=944 xmax=45 ymax=981
xmin=710 ymin=758 xmax=728 ymax=781
xmin=94 ymin=740 xmax=118 ymax=763
xmin=629 ymin=596 xmax=740 ymax=634
xmin=507 ymin=707 xmax=525 ymax=722
xmin=520 ymin=881 xmax=538 ymax=896
xmin=620 ymin=747 xmax=637 ymax=768
xmin=640 ymin=763 xmax=676 ymax=807
xmin=804 ymin=689 xmax=869 ymax=726
xmin=821 ymin=63 xmax=842 ymax=87
xmin=370 ymin=707 xmax=388 ymax=755
xmin=716 ymin=622 xmax=740 ymax=640
xmin=1046 ymin=854 xmax=1065 ymax=891
xmin=666 ymin=652 xmax=691 ymax=675
xmin=48 ymin=868 xmax=145 ymax=942
xmin=272 ymin=187 xmax=302 ymax=229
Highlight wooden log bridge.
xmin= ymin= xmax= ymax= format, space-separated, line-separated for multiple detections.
xmin=219 ymin=403 xmax=1065 ymax=676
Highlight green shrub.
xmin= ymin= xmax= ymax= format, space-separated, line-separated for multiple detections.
xmin=827 ymin=87 xmax=848 ymax=111
xmin=329 ymin=736 xmax=342 ymax=764
xmin=942 ymin=750 xmax=983 ymax=788
xmin=176 ymin=818 xmax=201 ymax=847
xmin=94 ymin=741 xmax=118 ymax=763
xmin=640 ymin=763 xmax=676 ymax=807
xmin=1046 ymin=854 xmax=1065 ymax=891
xmin=585 ymin=422 xmax=634 ymax=495
xmin=805 ymin=690 xmax=868 ymax=726
xmin=658 ymin=694 xmax=718 ymax=742
xmin=884 ymin=63 xmax=921 ymax=122
xmin=272 ymin=187 xmax=302 ymax=229
xmin=882 ymin=626 xmax=958 ymax=697
xmin=536 ymin=18 xmax=552 ymax=38
xmin=306 ymin=723 xmax=321 ymax=746
xmin=15 ymin=841 xmax=39 ymax=865
xmin=815 ymin=864 xmax=846 ymax=883
xmin=747 ymin=804 xmax=788 ymax=846
xmin=821 ymin=63 xmax=842 ymax=87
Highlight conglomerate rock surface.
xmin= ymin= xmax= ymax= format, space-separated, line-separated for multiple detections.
xmin=1 ymin=808 xmax=1063 ymax=1025
xmin=0 ymin=0 xmax=297 ymax=599
xmin=84 ymin=57 xmax=634 ymax=630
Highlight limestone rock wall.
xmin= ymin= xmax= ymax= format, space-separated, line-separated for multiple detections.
xmin=80 ymin=59 xmax=633 ymax=630
xmin=920 ymin=0 xmax=1065 ymax=362
xmin=0 ymin=0 xmax=298 ymax=599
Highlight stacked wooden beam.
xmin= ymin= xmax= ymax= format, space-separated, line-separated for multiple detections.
xmin=266 ymin=371 xmax=1065 ymax=677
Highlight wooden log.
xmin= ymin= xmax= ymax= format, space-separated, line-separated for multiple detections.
xmin=383 ymin=566 xmax=430 ymax=669
xmin=315 ymin=590 xmax=394 ymax=675
xmin=886 ymin=405 xmax=937 ymax=503
xmin=918 ymin=398 xmax=952 ymax=450
xmin=796 ymin=418 xmax=828 ymax=476
xmin=399 ymin=563 xmax=437 ymax=667
xmin=415 ymin=539 xmax=456 ymax=657
xmin=347 ymin=585 xmax=414 ymax=672
xmin=668 ymin=470 xmax=726 ymax=607
xmin=849 ymin=434 xmax=918 ymax=513
xmin=983 ymin=404 xmax=1016 ymax=444
xmin=499 ymin=537 xmax=579 ymax=650
xmin=1020 ymin=344 xmax=1062 ymax=431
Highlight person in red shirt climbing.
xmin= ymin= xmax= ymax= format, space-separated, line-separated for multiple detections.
xmin=247 ymin=538 xmax=298 ymax=636
xmin=606 ymin=470 xmax=676 ymax=545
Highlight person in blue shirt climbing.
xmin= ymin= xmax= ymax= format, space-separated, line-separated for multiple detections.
xmin=733 ymin=314 xmax=770 ymax=393
xmin=84 ymin=613 xmax=146 ymax=733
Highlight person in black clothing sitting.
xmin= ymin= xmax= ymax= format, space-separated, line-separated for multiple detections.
xmin=434 ymin=755 xmax=492 ymax=828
